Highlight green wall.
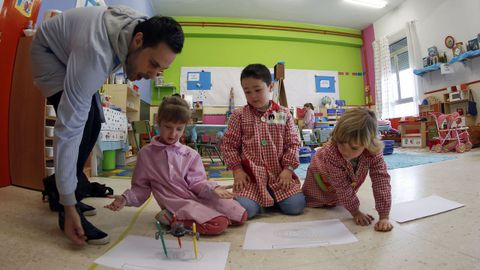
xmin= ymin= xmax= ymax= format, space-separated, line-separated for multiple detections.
xmin=162 ymin=17 xmax=365 ymax=105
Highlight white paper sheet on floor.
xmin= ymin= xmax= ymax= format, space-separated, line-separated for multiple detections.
xmin=390 ymin=195 xmax=465 ymax=223
xmin=95 ymin=235 xmax=230 ymax=270
xmin=243 ymin=219 xmax=358 ymax=250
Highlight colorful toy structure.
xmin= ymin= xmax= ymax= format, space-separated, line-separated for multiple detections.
xmin=155 ymin=214 xmax=200 ymax=259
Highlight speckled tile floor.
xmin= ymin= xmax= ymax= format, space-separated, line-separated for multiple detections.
xmin=1 ymin=149 xmax=479 ymax=270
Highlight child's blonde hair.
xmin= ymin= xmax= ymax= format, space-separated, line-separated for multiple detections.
xmin=331 ymin=108 xmax=383 ymax=154
xmin=157 ymin=95 xmax=191 ymax=126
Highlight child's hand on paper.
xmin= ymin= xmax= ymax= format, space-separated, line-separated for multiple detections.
xmin=213 ymin=186 xmax=234 ymax=199
xmin=233 ymin=168 xmax=250 ymax=191
xmin=374 ymin=218 xmax=393 ymax=232
xmin=104 ymin=195 xmax=126 ymax=211
xmin=278 ymin=169 xmax=293 ymax=190
xmin=352 ymin=210 xmax=374 ymax=226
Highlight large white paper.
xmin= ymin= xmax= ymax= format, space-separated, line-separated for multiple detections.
xmin=391 ymin=195 xmax=465 ymax=223
xmin=95 ymin=235 xmax=230 ymax=270
xmin=243 ymin=219 xmax=357 ymax=250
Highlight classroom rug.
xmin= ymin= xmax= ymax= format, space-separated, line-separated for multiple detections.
xmin=204 ymin=162 xmax=234 ymax=181
xmin=98 ymin=162 xmax=136 ymax=179
xmin=294 ymin=153 xmax=457 ymax=179
xmin=98 ymin=161 xmax=234 ymax=181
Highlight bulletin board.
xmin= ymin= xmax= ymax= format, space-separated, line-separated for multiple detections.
xmin=180 ymin=67 xmax=339 ymax=107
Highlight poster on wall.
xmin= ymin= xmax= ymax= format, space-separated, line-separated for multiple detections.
xmin=15 ymin=0 xmax=34 ymax=17
xmin=180 ymin=67 xmax=339 ymax=107
xmin=187 ymin=71 xmax=212 ymax=90
xmin=315 ymin=75 xmax=336 ymax=93
xmin=76 ymin=0 xmax=106 ymax=8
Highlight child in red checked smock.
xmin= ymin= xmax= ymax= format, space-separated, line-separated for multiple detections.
xmin=302 ymin=108 xmax=393 ymax=232
xmin=221 ymin=63 xmax=305 ymax=219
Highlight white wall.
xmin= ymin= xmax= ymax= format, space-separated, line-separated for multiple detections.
xmin=373 ymin=0 xmax=480 ymax=94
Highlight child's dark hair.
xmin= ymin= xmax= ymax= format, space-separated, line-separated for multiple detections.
xmin=240 ymin=64 xmax=272 ymax=86
xmin=157 ymin=96 xmax=191 ymax=125
xmin=304 ymin=103 xmax=314 ymax=110
xmin=133 ymin=16 xmax=184 ymax=53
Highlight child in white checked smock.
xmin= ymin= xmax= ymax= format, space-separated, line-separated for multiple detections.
xmin=302 ymin=108 xmax=393 ymax=232
xmin=222 ymin=63 xmax=306 ymax=219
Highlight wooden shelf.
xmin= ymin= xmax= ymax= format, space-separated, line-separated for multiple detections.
xmin=102 ymin=84 xmax=141 ymax=122
xmin=414 ymin=49 xmax=480 ymax=76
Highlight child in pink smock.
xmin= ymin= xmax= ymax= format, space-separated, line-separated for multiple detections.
xmin=303 ymin=103 xmax=315 ymax=129
xmin=106 ymin=96 xmax=247 ymax=235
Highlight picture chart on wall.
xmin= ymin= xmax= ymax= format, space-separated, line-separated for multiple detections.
xmin=180 ymin=67 xmax=339 ymax=107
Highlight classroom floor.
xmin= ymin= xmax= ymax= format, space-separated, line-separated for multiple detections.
xmin=1 ymin=149 xmax=479 ymax=270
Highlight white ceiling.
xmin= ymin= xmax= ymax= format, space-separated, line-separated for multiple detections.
xmin=150 ymin=0 xmax=407 ymax=30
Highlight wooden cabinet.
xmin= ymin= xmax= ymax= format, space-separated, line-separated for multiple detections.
xmin=400 ymin=121 xmax=426 ymax=148
xmin=9 ymin=37 xmax=45 ymax=190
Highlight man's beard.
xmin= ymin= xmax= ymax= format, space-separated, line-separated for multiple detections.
xmin=124 ymin=48 xmax=141 ymax=80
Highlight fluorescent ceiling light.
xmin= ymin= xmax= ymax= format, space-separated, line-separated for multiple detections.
xmin=345 ymin=0 xmax=387 ymax=8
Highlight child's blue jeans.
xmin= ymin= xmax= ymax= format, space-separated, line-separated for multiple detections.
xmin=235 ymin=192 xmax=306 ymax=219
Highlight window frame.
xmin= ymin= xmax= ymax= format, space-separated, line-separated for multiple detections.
xmin=390 ymin=38 xmax=414 ymax=106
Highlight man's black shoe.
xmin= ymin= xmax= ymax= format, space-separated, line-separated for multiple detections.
xmin=58 ymin=209 xmax=109 ymax=245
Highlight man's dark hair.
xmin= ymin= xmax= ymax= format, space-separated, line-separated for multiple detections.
xmin=240 ymin=64 xmax=272 ymax=85
xmin=133 ymin=16 xmax=184 ymax=53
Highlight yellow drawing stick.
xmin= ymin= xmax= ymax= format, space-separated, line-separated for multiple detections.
xmin=192 ymin=223 xmax=198 ymax=259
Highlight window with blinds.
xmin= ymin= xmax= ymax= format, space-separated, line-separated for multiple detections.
xmin=389 ymin=37 xmax=416 ymax=117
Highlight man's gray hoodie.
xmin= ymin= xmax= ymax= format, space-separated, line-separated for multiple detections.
xmin=30 ymin=6 xmax=147 ymax=206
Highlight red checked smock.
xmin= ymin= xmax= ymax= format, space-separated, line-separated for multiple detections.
xmin=222 ymin=101 xmax=301 ymax=207
xmin=302 ymin=142 xmax=391 ymax=217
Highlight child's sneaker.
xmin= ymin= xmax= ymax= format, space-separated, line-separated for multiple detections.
xmin=155 ymin=209 xmax=173 ymax=226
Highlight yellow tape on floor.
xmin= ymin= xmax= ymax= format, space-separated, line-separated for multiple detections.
xmin=87 ymin=196 xmax=153 ymax=270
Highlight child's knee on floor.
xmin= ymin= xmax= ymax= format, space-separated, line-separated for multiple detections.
xmin=235 ymin=197 xmax=261 ymax=219
xmin=278 ymin=192 xmax=306 ymax=215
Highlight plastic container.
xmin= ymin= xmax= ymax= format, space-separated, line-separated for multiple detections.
xmin=102 ymin=150 xmax=116 ymax=171
xmin=45 ymin=147 xmax=53 ymax=158
xmin=46 ymin=105 xmax=56 ymax=117
xmin=299 ymin=146 xmax=315 ymax=163
xmin=45 ymin=126 xmax=54 ymax=138
xmin=383 ymin=140 xmax=395 ymax=155
xmin=45 ymin=167 xmax=55 ymax=176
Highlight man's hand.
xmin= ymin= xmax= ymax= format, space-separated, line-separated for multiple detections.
xmin=104 ymin=195 xmax=126 ymax=211
xmin=352 ymin=210 xmax=374 ymax=226
xmin=213 ymin=186 xmax=235 ymax=199
xmin=64 ymin=205 xmax=86 ymax=245
xmin=278 ymin=169 xmax=293 ymax=190
xmin=233 ymin=168 xmax=250 ymax=192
